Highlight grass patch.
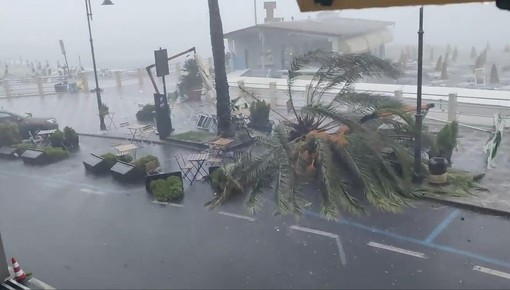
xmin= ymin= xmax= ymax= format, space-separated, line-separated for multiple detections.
xmin=172 ymin=131 xmax=214 ymax=143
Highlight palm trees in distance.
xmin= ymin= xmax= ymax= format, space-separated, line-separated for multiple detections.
xmin=206 ymin=50 xmax=482 ymax=220
xmin=208 ymin=0 xmax=235 ymax=137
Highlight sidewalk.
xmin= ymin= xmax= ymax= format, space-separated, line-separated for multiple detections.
xmin=2 ymin=81 xmax=510 ymax=216
xmin=422 ymin=124 xmax=510 ymax=216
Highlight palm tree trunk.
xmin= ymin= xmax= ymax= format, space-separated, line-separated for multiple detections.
xmin=208 ymin=0 xmax=235 ymax=137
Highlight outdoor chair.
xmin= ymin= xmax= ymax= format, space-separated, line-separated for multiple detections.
xmin=139 ymin=124 xmax=155 ymax=146
xmin=175 ymin=154 xmax=194 ymax=183
xmin=145 ymin=160 xmax=161 ymax=176
xmin=29 ymin=131 xmax=44 ymax=147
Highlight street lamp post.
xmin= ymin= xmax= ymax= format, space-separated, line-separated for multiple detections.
xmin=414 ymin=6 xmax=424 ymax=182
xmin=85 ymin=0 xmax=113 ymax=131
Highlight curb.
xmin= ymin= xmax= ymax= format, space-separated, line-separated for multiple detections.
xmin=421 ymin=194 xmax=510 ymax=218
xmin=77 ymin=133 xmax=208 ymax=151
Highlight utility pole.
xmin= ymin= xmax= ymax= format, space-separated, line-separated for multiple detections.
xmin=414 ymin=6 xmax=424 ymax=182
xmin=254 ymin=0 xmax=258 ymax=25
xmin=0 ymin=231 xmax=9 ymax=282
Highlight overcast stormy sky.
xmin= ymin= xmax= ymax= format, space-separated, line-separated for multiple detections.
xmin=1 ymin=0 xmax=509 ymax=69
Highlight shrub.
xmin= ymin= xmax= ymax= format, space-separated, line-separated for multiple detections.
xmin=249 ymin=100 xmax=271 ymax=131
xmin=132 ymin=155 xmax=159 ymax=174
xmin=135 ymin=104 xmax=156 ymax=122
xmin=44 ymin=146 xmax=69 ymax=163
xmin=49 ymin=130 xmax=64 ymax=147
xmin=13 ymin=142 xmax=36 ymax=154
xmin=151 ymin=176 xmax=183 ymax=202
xmin=63 ymin=126 xmax=79 ymax=146
xmin=118 ymin=154 xmax=133 ymax=163
xmin=101 ymin=153 xmax=117 ymax=167
xmin=0 ymin=122 xmax=21 ymax=146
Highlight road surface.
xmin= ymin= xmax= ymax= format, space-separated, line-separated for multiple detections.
xmin=0 ymin=137 xmax=510 ymax=289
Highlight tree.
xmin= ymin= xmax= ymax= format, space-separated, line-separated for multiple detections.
xmin=208 ymin=0 xmax=235 ymax=137
xmin=435 ymin=55 xmax=443 ymax=72
xmin=429 ymin=47 xmax=434 ymax=63
xmin=504 ymin=45 xmax=510 ymax=53
xmin=441 ymin=61 xmax=448 ymax=80
xmin=205 ymin=51 xmax=480 ymax=220
xmin=446 ymin=44 xmax=451 ymax=56
xmin=470 ymin=47 xmax=477 ymax=59
xmin=452 ymin=46 xmax=458 ymax=62
xmin=490 ymin=64 xmax=500 ymax=84
xmin=486 ymin=41 xmax=491 ymax=51
xmin=475 ymin=49 xmax=487 ymax=69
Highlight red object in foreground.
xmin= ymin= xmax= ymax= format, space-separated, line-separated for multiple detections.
xmin=11 ymin=257 xmax=27 ymax=282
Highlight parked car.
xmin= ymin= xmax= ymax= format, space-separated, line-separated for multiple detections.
xmin=0 ymin=110 xmax=58 ymax=138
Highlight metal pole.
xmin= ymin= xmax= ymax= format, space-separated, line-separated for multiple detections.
xmin=254 ymin=0 xmax=258 ymax=25
xmin=86 ymin=0 xmax=106 ymax=131
xmin=161 ymin=74 xmax=172 ymax=131
xmin=63 ymin=52 xmax=71 ymax=79
xmin=414 ymin=6 xmax=424 ymax=182
xmin=0 ymin=231 xmax=9 ymax=282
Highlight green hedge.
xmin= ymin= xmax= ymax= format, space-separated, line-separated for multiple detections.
xmin=132 ymin=155 xmax=159 ymax=174
xmin=0 ymin=122 xmax=21 ymax=146
xmin=44 ymin=146 xmax=69 ymax=163
xmin=101 ymin=152 xmax=133 ymax=167
xmin=136 ymin=104 xmax=156 ymax=122
xmin=151 ymin=176 xmax=183 ymax=202
xmin=12 ymin=142 xmax=37 ymax=154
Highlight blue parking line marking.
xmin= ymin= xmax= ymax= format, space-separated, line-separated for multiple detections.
xmin=303 ymin=209 xmax=510 ymax=270
xmin=424 ymin=209 xmax=460 ymax=243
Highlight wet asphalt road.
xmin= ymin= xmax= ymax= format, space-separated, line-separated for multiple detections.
xmin=1 ymin=137 xmax=510 ymax=289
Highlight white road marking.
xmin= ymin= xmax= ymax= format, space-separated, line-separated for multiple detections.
xmin=79 ymin=188 xmax=105 ymax=195
xmin=218 ymin=211 xmax=255 ymax=222
xmin=290 ymin=225 xmax=347 ymax=266
xmin=367 ymin=241 xmax=427 ymax=259
xmin=473 ymin=265 xmax=510 ymax=280
xmin=152 ymin=201 xmax=184 ymax=207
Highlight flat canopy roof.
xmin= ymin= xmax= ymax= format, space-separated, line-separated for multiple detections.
xmin=224 ymin=17 xmax=394 ymax=39
xmin=297 ymin=0 xmax=493 ymax=11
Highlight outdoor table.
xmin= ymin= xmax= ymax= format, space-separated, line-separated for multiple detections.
xmin=187 ymin=153 xmax=209 ymax=184
xmin=210 ymin=138 xmax=234 ymax=157
xmin=126 ymin=124 xmax=146 ymax=143
xmin=113 ymin=143 xmax=138 ymax=160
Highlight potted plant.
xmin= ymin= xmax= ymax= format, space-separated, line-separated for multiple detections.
xmin=177 ymin=58 xmax=203 ymax=101
xmin=248 ymin=100 xmax=272 ymax=133
xmin=428 ymin=121 xmax=459 ymax=166
xmin=135 ymin=104 xmax=156 ymax=122
xmin=150 ymin=176 xmax=184 ymax=202
xmin=63 ymin=126 xmax=79 ymax=147
xmin=427 ymin=121 xmax=459 ymax=185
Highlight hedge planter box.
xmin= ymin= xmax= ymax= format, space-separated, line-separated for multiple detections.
xmin=145 ymin=171 xmax=183 ymax=193
xmin=110 ymin=161 xmax=138 ymax=182
xmin=20 ymin=149 xmax=46 ymax=165
xmin=0 ymin=147 xmax=18 ymax=159
xmin=83 ymin=153 xmax=111 ymax=174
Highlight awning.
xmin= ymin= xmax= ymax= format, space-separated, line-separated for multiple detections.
xmin=339 ymin=28 xmax=393 ymax=53
xmin=297 ymin=0 xmax=493 ymax=11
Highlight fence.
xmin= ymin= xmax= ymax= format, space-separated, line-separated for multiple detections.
xmin=227 ymin=78 xmax=510 ymax=127
xmin=0 ymin=68 xmax=147 ymax=98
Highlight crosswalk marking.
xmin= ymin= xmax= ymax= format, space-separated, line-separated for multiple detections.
xmin=367 ymin=241 xmax=427 ymax=259
xmin=473 ymin=265 xmax=510 ymax=280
